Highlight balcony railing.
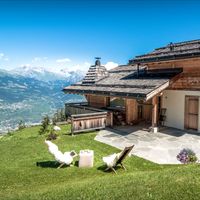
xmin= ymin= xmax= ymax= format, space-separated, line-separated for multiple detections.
xmin=65 ymin=102 xmax=112 ymax=135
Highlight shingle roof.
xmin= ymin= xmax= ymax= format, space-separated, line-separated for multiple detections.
xmin=63 ymin=64 xmax=182 ymax=100
xmin=82 ymin=64 xmax=109 ymax=85
xmin=130 ymin=39 xmax=200 ymax=64
xmin=109 ymin=65 xmax=139 ymax=72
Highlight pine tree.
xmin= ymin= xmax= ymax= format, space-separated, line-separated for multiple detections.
xmin=39 ymin=115 xmax=50 ymax=135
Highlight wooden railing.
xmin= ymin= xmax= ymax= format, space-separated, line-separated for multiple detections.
xmin=65 ymin=102 xmax=112 ymax=135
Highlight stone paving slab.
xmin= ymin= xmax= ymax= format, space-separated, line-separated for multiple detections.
xmin=95 ymin=126 xmax=200 ymax=164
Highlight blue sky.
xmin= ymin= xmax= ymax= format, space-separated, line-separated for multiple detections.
xmin=0 ymin=0 xmax=200 ymax=71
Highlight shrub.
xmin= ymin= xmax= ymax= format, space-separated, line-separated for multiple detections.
xmin=46 ymin=132 xmax=57 ymax=140
xmin=7 ymin=129 xmax=13 ymax=136
xmin=18 ymin=120 xmax=26 ymax=130
xmin=39 ymin=115 xmax=50 ymax=135
xmin=52 ymin=117 xmax=57 ymax=126
xmin=177 ymin=148 xmax=198 ymax=164
xmin=46 ymin=126 xmax=57 ymax=140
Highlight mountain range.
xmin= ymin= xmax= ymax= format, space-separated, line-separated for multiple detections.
xmin=0 ymin=66 xmax=85 ymax=133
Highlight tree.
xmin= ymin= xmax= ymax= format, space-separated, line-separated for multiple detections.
xmin=7 ymin=128 xmax=12 ymax=136
xmin=52 ymin=108 xmax=67 ymax=123
xmin=39 ymin=115 xmax=50 ymax=135
xmin=18 ymin=120 xmax=26 ymax=130
xmin=60 ymin=108 xmax=66 ymax=121
xmin=52 ymin=117 xmax=57 ymax=126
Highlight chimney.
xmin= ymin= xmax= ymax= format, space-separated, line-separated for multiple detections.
xmin=95 ymin=57 xmax=101 ymax=66
xmin=169 ymin=42 xmax=174 ymax=51
xmin=137 ymin=64 xmax=140 ymax=77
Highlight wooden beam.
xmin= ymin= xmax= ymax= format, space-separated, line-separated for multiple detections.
xmin=146 ymin=81 xmax=169 ymax=101
xmin=71 ymin=117 xmax=74 ymax=136
xmin=110 ymin=112 xmax=113 ymax=127
xmin=152 ymin=96 xmax=158 ymax=127
xmin=73 ymin=126 xmax=105 ymax=133
xmin=72 ymin=115 xmax=107 ymax=121
xmin=63 ymin=90 xmax=145 ymax=100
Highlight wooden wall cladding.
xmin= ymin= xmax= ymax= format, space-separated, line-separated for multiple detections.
xmin=147 ymin=58 xmax=200 ymax=72
xmin=125 ymin=99 xmax=138 ymax=124
xmin=87 ymin=95 xmax=107 ymax=108
xmin=106 ymin=112 xmax=113 ymax=127
xmin=170 ymin=73 xmax=200 ymax=90
xmin=143 ymin=104 xmax=152 ymax=122
xmin=147 ymin=58 xmax=200 ymax=90
xmin=71 ymin=115 xmax=107 ymax=134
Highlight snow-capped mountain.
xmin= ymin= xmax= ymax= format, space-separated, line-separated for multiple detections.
xmin=0 ymin=66 xmax=86 ymax=133
xmin=0 ymin=68 xmax=11 ymax=76
xmin=10 ymin=66 xmax=86 ymax=82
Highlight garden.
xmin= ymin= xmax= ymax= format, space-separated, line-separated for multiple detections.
xmin=0 ymin=125 xmax=200 ymax=200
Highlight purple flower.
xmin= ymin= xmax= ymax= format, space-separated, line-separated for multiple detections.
xmin=177 ymin=148 xmax=197 ymax=164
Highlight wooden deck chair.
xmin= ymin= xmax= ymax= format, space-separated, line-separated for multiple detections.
xmin=45 ymin=140 xmax=77 ymax=168
xmin=103 ymin=145 xmax=134 ymax=174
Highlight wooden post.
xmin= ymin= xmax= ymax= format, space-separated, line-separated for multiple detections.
xmin=126 ymin=99 xmax=138 ymax=124
xmin=152 ymin=96 xmax=158 ymax=127
xmin=71 ymin=117 xmax=74 ymax=136
xmin=105 ymin=97 xmax=110 ymax=107
xmin=125 ymin=99 xmax=130 ymax=124
xmin=110 ymin=112 xmax=113 ymax=127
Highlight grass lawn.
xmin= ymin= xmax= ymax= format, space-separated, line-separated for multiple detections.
xmin=0 ymin=125 xmax=200 ymax=200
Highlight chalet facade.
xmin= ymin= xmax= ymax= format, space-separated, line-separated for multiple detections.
xmin=63 ymin=40 xmax=200 ymax=134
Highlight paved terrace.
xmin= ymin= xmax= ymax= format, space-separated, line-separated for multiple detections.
xmin=95 ymin=125 xmax=200 ymax=164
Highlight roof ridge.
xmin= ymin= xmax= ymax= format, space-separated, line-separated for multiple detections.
xmin=131 ymin=39 xmax=200 ymax=64
xmin=137 ymin=47 xmax=200 ymax=58
xmin=154 ymin=39 xmax=200 ymax=51
xmin=171 ymin=39 xmax=200 ymax=46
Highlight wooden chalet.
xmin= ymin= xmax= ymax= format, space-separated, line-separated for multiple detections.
xmin=63 ymin=40 xmax=200 ymax=134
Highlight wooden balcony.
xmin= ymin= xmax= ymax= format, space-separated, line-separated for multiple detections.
xmin=65 ymin=102 xmax=113 ymax=135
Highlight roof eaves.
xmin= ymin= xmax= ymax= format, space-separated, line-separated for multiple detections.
xmin=63 ymin=87 xmax=146 ymax=100
xmin=145 ymin=81 xmax=170 ymax=101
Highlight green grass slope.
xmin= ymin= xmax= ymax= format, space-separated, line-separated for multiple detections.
xmin=0 ymin=125 xmax=200 ymax=200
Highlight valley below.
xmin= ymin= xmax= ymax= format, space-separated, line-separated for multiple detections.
xmin=0 ymin=67 xmax=85 ymax=133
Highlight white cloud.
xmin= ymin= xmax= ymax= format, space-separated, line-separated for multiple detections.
xmin=0 ymin=53 xmax=4 ymax=58
xmin=56 ymin=58 xmax=71 ymax=63
xmin=32 ymin=57 xmax=48 ymax=62
xmin=84 ymin=62 xmax=91 ymax=66
xmin=33 ymin=57 xmax=41 ymax=62
xmin=72 ymin=62 xmax=91 ymax=71
xmin=0 ymin=53 xmax=9 ymax=61
xmin=104 ymin=61 xmax=118 ymax=70
xmin=4 ymin=57 xmax=9 ymax=61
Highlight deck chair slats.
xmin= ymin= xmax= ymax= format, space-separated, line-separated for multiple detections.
xmin=103 ymin=145 xmax=134 ymax=174
xmin=116 ymin=145 xmax=134 ymax=165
